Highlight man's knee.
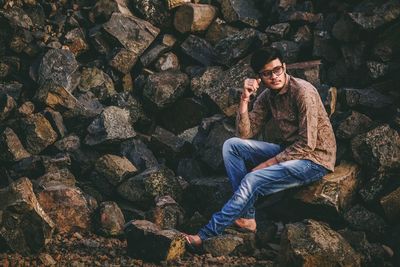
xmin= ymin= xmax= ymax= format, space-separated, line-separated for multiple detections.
xmin=222 ymin=137 xmax=243 ymax=156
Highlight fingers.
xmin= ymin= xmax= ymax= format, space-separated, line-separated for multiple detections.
xmin=243 ymin=78 xmax=260 ymax=96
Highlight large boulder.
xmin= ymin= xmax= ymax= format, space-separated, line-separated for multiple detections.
xmin=279 ymin=219 xmax=361 ymax=266
xmin=0 ymin=177 xmax=54 ymax=255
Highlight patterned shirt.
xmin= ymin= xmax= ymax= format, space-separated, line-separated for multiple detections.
xmin=236 ymin=74 xmax=336 ymax=172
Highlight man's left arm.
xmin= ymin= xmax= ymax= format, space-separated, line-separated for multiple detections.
xmin=252 ymin=89 xmax=318 ymax=171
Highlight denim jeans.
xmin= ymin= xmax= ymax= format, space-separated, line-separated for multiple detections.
xmin=198 ymin=137 xmax=329 ymax=240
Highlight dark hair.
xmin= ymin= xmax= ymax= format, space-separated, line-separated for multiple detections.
xmin=250 ymin=47 xmax=284 ymax=73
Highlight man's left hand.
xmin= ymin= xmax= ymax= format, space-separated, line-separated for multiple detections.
xmin=251 ymin=157 xmax=278 ymax=172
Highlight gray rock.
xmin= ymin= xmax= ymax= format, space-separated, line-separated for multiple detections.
xmin=214 ymin=28 xmax=261 ymax=67
xmin=110 ymin=92 xmax=150 ymax=126
xmin=344 ymin=88 xmax=393 ymax=110
xmin=221 ymin=0 xmax=262 ymax=27
xmin=0 ymin=177 xmax=55 ymax=255
xmin=0 ymin=127 xmax=30 ymax=162
xmin=117 ymin=165 xmax=183 ymax=208
xmin=124 ymin=220 xmax=185 ymax=262
xmin=336 ymin=111 xmax=375 ymax=139
xmin=38 ymin=49 xmax=78 ymax=91
xmin=341 ymin=42 xmax=367 ymax=70
xmin=343 ymin=204 xmax=387 ymax=240
xmin=95 ymin=201 xmax=125 ymax=237
xmin=205 ymin=18 xmax=240 ymax=45
xmin=183 ymin=176 xmax=232 ymax=218
xmin=351 ymin=124 xmax=400 ymax=173
xmin=143 ymin=70 xmax=189 ymax=110
xmin=190 ymin=66 xmax=224 ymax=97
xmin=85 ymin=106 xmax=136 ymax=145
xmin=177 ymin=158 xmax=205 ymax=181
xmin=158 ymin=98 xmax=207 ymax=134
xmin=120 ymin=138 xmax=159 ymax=172
xmin=279 ymin=219 xmax=361 ymax=266
xmin=203 ymin=235 xmax=244 ymax=256
xmin=313 ymin=30 xmax=340 ymax=63
xmin=140 ymin=34 xmax=176 ymax=67
xmin=0 ymin=6 xmax=33 ymax=29
xmin=271 ymin=40 xmax=300 ymax=63
xmin=265 ymin=23 xmax=290 ymax=42
xmin=180 ymin=35 xmax=218 ymax=66
xmin=130 ymin=0 xmax=173 ymax=28
xmin=90 ymin=0 xmax=133 ymax=23
xmin=21 ymin=113 xmax=58 ymax=155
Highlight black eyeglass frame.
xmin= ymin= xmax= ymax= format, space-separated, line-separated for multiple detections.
xmin=258 ymin=65 xmax=284 ymax=79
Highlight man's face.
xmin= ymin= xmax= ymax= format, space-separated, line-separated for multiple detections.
xmin=258 ymin=58 xmax=286 ymax=90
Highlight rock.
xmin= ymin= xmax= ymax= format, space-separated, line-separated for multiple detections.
xmin=174 ymin=4 xmax=217 ymax=33
xmin=43 ymin=108 xmax=67 ymax=139
xmin=205 ymin=18 xmax=240 ymax=45
xmin=130 ymin=0 xmax=173 ymax=28
xmin=293 ymin=162 xmax=359 ymax=219
xmin=183 ymin=176 xmax=232 ymax=218
xmin=0 ymin=81 xmax=23 ymax=101
xmin=197 ymin=120 xmax=235 ymax=171
xmin=358 ymin=172 xmax=390 ymax=204
xmin=108 ymin=48 xmax=138 ymax=74
xmin=166 ymin=0 xmax=191 ymax=9
xmin=36 ymin=168 xmax=76 ymax=188
xmin=0 ymin=6 xmax=33 ymax=29
xmin=0 ymin=93 xmax=16 ymax=122
xmin=120 ymin=138 xmax=158 ymax=172
xmin=78 ymin=67 xmax=116 ymax=102
xmin=332 ymin=15 xmax=362 ymax=42
xmin=338 ymin=229 xmax=387 ymax=267
xmin=351 ymin=124 xmax=400 ymax=174
xmin=158 ymin=98 xmax=207 ymax=134
xmin=64 ymin=27 xmax=89 ymax=56
xmin=221 ymin=0 xmax=262 ymax=27
xmin=154 ymin=52 xmax=180 ymax=71
xmin=0 ymin=127 xmax=31 ymax=162
xmin=85 ymin=106 xmax=136 ymax=145
xmin=201 ymin=57 xmax=255 ymax=116
xmin=94 ymin=154 xmax=138 ymax=186
xmin=178 ymin=126 xmax=199 ymax=144
xmin=117 ymin=165 xmax=183 ymax=209
xmin=38 ymin=253 xmax=57 ymax=266
xmin=150 ymin=195 xmax=184 ymax=229
xmin=21 ymin=113 xmax=58 ymax=154
xmin=8 ymin=155 xmax=45 ymax=180
xmin=344 ymin=88 xmax=394 ymax=110
xmin=103 ymin=12 xmax=160 ymax=71
xmin=347 ymin=0 xmax=400 ymax=31
xmin=0 ymin=177 xmax=54 ymax=255
xmin=214 ymin=28 xmax=261 ymax=67
xmin=343 ymin=204 xmax=387 ymax=241
xmin=124 ymin=220 xmax=185 ymax=262
xmin=265 ymin=23 xmax=290 ymax=42
xmin=373 ymin=21 xmax=400 ymax=62
xmin=149 ymin=126 xmax=192 ymax=167
xmin=143 ymin=70 xmax=189 ymax=110
xmin=180 ymin=35 xmax=217 ymax=66
xmin=203 ymin=235 xmax=244 ymax=256
xmin=190 ymin=66 xmax=224 ymax=97
xmin=54 ymin=134 xmax=80 ymax=152
xmin=224 ymin=228 xmax=256 ymax=255
xmin=313 ymin=29 xmax=340 ymax=63
xmin=286 ymin=60 xmax=321 ymax=87
xmin=38 ymin=49 xmax=78 ymax=91
xmin=271 ymin=41 xmax=300 ymax=63
xmin=94 ymin=201 xmax=125 ymax=237
xmin=366 ymin=61 xmax=390 ymax=79
xmin=140 ymin=34 xmax=177 ymax=67
xmin=37 ymin=184 xmax=95 ymax=234
xmin=336 ymin=111 xmax=375 ymax=139
xmin=279 ymin=219 xmax=361 ymax=266
xmin=177 ymin=158 xmax=205 ymax=181
xmin=89 ymin=0 xmax=133 ymax=23
xmin=17 ymin=101 xmax=35 ymax=117
xmin=380 ymin=187 xmax=400 ymax=223
xmin=110 ymin=92 xmax=150 ymax=127
xmin=279 ymin=10 xmax=321 ymax=24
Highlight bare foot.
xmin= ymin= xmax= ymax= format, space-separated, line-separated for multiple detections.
xmin=234 ymin=218 xmax=257 ymax=232
xmin=184 ymin=234 xmax=202 ymax=247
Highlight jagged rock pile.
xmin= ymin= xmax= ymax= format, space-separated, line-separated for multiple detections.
xmin=0 ymin=0 xmax=399 ymax=265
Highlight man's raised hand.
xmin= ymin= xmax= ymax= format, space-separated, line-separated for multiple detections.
xmin=242 ymin=78 xmax=261 ymax=100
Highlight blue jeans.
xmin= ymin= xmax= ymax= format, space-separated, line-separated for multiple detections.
xmin=198 ymin=137 xmax=328 ymax=240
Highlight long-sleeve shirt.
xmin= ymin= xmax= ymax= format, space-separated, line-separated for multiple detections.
xmin=236 ymin=74 xmax=336 ymax=172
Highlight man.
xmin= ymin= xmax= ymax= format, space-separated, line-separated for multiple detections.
xmin=185 ymin=47 xmax=336 ymax=248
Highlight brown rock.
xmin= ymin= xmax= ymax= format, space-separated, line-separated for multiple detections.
xmin=124 ymin=220 xmax=185 ymax=262
xmin=21 ymin=113 xmax=58 ymax=155
xmin=174 ymin=3 xmax=217 ymax=33
xmin=43 ymin=108 xmax=67 ymax=138
xmin=294 ymin=162 xmax=360 ymax=216
xmin=0 ymin=94 xmax=16 ymax=122
xmin=203 ymin=235 xmax=244 ymax=256
xmin=17 ymin=101 xmax=35 ymax=117
xmin=166 ymin=0 xmax=191 ymax=9
xmin=380 ymin=187 xmax=400 ymax=223
xmin=279 ymin=219 xmax=361 ymax=266
xmin=0 ymin=127 xmax=31 ymax=162
xmin=37 ymin=184 xmax=95 ymax=234
xmin=0 ymin=177 xmax=54 ymax=255
xmin=94 ymin=154 xmax=138 ymax=186
xmin=286 ymin=60 xmax=321 ymax=87
xmin=154 ymin=52 xmax=180 ymax=72
xmin=36 ymin=168 xmax=76 ymax=188
xmin=150 ymin=195 xmax=184 ymax=229
xmin=64 ymin=27 xmax=89 ymax=56
xmin=205 ymin=18 xmax=240 ymax=45
xmin=95 ymin=201 xmax=125 ymax=237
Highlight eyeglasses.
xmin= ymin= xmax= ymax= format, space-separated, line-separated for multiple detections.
xmin=258 ymin=65 xmax=284 ymax=79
